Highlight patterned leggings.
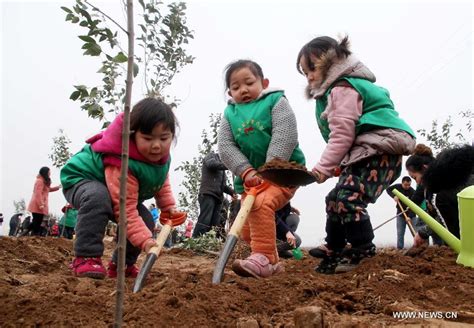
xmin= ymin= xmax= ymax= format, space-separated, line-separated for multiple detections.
xmin=326 ymin=154 xmax=402 ymax=224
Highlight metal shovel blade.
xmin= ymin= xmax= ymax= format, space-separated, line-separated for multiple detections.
xmin=133 ymin=252 xmax=158 ymax=293
xmin=212 ymin=235 xmax=238 ymax=284
xmin=133 ymin=224 xmax=171 ymax=293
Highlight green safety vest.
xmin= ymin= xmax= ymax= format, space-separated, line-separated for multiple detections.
xmin=224 ymin=91 xmax=305 ymax=193
xmin=60 ymin=144 xmax=170 ymax=201
xmin=316 ymin=77 xmax=415 ymax=142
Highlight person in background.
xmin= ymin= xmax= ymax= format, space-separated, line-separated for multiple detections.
xmin=406 ymin=144 xmax=474 ymax=247
xmin=60 ymin=97 xmax=183 ymax=279
xmin=149 ymin=203 xmax=160 ymax=238
xmin=386 ymin=176 xmax=416 ymax=249
xmin=18 ymin=216 xmax=31 ymax=236
xmin=59 ymin=204 xmax=78 ymax=240
xmin=296 ymin=35 xmax=415 ymax=273
xmin=27 ymin=167 xmax=61 ymax=236
xmin=9 ymin=213 xmax=23 ymax=236
xmin=0 ymin=213 xmax=4 ymax=226
xmin=49 ymin=219 xmax=59 ymax=237
xmin=184 ymin=220 xmax=194 ymax=238
xmin=275 ymin=203 xmax=302 ymax=258
xmin=216 ymin=197 xmax=231 ymax=239
xmin=192 ymin=151 xmax=236 ymax=238
xmin=228 ymin=196 xmax=241 ymax=228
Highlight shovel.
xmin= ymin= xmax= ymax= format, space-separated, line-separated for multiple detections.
xmin=372 ymin=209 xmax=409 ymax=231
xmin=397 ymin=200 xmax=416 ymax=237
xmin=212 ymin=182 xmax=269 ymax=284
xmin=133 ymin=211 xmax=186 ymax=293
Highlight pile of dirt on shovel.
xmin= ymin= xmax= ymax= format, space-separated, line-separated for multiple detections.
xmin=1 ymin=236 xmax=474 ymax=327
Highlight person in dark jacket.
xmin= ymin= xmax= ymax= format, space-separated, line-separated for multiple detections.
xmin=18 ymin=216 xmax=32 ymax=236
xmin=386 ymin=176 xmax=416 ymax=249
xmin=193 ymin=151 xmax=236 ymax=238
xmin=406 ymin=144 xmax=474 ymax=247
xmin=275 ymin=203 xmax=302 ymax=258
xmin=9 ymin=213 xmax=23 ymax=236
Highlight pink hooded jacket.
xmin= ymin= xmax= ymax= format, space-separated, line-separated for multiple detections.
xmin=27 ymin=176 xmax=60 ymax=215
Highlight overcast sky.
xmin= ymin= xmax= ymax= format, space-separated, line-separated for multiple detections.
xmin=1 ymin=0 xmax=472 ymax=247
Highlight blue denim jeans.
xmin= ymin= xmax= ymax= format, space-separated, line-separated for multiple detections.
xmin=396 ymin=215 xmax=407 ymax=249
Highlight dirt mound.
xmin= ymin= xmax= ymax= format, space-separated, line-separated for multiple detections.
xmin=258 ymin=158 xmax=316 ymax=187
xmin=1 ymin=237 xmax=474 ymax=327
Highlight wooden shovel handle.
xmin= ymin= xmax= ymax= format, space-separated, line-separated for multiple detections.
xmin=397 ymin=200 xmax=416 ymax=237
xmin=228 ymin=182 xmax=270 ymax=236
xmin=148 ymin=224 xmax=172 ymax=256
xmin=228 ymin=194 xmax=255 ymax=236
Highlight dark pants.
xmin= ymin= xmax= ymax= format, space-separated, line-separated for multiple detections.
xmin=30 ymin=213 xmax=45 ymax=236
xmin=60 ymin=225 xmax=75 ymax=240
xmin=325 ymin=155 xmax=402 ymax=249
xmin=64 ymin=179 xmax=155 ymax=265
xmin=192 ymin=194 xmax=222 ymax=238
xmin=64 ymin=180 xmax=113 ymax=258
xmin=112 ymin=205 xmax=155 ymax=265
xmin=9 ymin=221 xmax=19 ymax=236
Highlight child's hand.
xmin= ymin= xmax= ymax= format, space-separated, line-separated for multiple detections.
xmin=311 ymin=168 xmax=328 ymax=184
xmin=144 ymin=240 xmax=158 ymax=253
xmin=285 ymin=231 xmax=297 ymax=248
xmin=413 ymin=232 xmax=428 ymax=248
xmin=242 ymin=169 xmax=263 ymax=187
xmin=168 ymin=207 xmax=178 ymax=216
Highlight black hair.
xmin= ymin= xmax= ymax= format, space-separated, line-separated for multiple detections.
xmin=224 ymin=59 xmax=265 ymax=90
xmin=39 ymin=166 xmax=51 ymax=186
xmin=296 ymin=35 xmax=351 ymax=75
xmin=130 ymin=98 xmax=178 ymax=138
xmin=401 ymin=176 xmax=412 ymax=183
xmin=405 ymin=144 xmax=435 ymax=174
xmin=423 ymin=144 xmax=474 ymax=193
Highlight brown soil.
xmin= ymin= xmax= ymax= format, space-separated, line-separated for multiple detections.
xmin=258 ymin=159 xmax=316 ymax=187
xmin=1 ymin=237 xmax=474 ymax=327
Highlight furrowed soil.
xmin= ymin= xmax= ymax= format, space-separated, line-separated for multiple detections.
xmin=1 ymin=236 xmax=474 ymax=327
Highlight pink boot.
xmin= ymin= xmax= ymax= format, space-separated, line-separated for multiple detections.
xmin=72 ymin=257 xmax=106 ymax=279
xmin=107 ymin=261 xmax=140 ymax=278
xmin=232 ymin=253 xmax=283 ymax=278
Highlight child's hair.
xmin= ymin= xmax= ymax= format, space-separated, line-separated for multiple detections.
xmin=130 ymin=98 xmax=178 ymax=137
xmin=405 ymin=144 xmax=435 ymax=173
xmin=296 ymin=35 xmax=351 ymax=75
xmin=401 ymin=176 xmax=412 ymax=183
xmin=224 ymin=59 xmax=265 ymax=90
xmin=39 ymin=166 xmax=51 ymax=186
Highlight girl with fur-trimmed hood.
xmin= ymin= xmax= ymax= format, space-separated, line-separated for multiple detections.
xmin=296 ymin=35 xmax=416 ymax=274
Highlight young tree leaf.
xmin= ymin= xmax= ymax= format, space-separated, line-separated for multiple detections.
xmin=112 ymin=52 xmax=128 ymax=63
xmin=61 ymin=6 xmax=73 ymax=14
xmin=133 ymin=63 xmax=139 ymax=77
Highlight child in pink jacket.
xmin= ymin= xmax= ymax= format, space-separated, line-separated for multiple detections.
xmin=297 ymin=36 xmax=415 ymax=273
xmin=60 ymin=98 xmax=182 ymax=279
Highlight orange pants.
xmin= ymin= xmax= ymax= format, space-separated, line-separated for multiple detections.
xmin=240 ymin=184 xmax=296 ymax=264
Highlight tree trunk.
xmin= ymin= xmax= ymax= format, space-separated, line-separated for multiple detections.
xmin=114 ymin=0 xmax=134 ymax=327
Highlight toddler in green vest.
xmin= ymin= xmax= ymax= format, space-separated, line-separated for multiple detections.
xmin=296 ymin=36 xmax=416 ymax=273
xmin=60 ymin=98 xmax=183 ymax=279
xmin=218 ymin=59 xmax=306 ymax=278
